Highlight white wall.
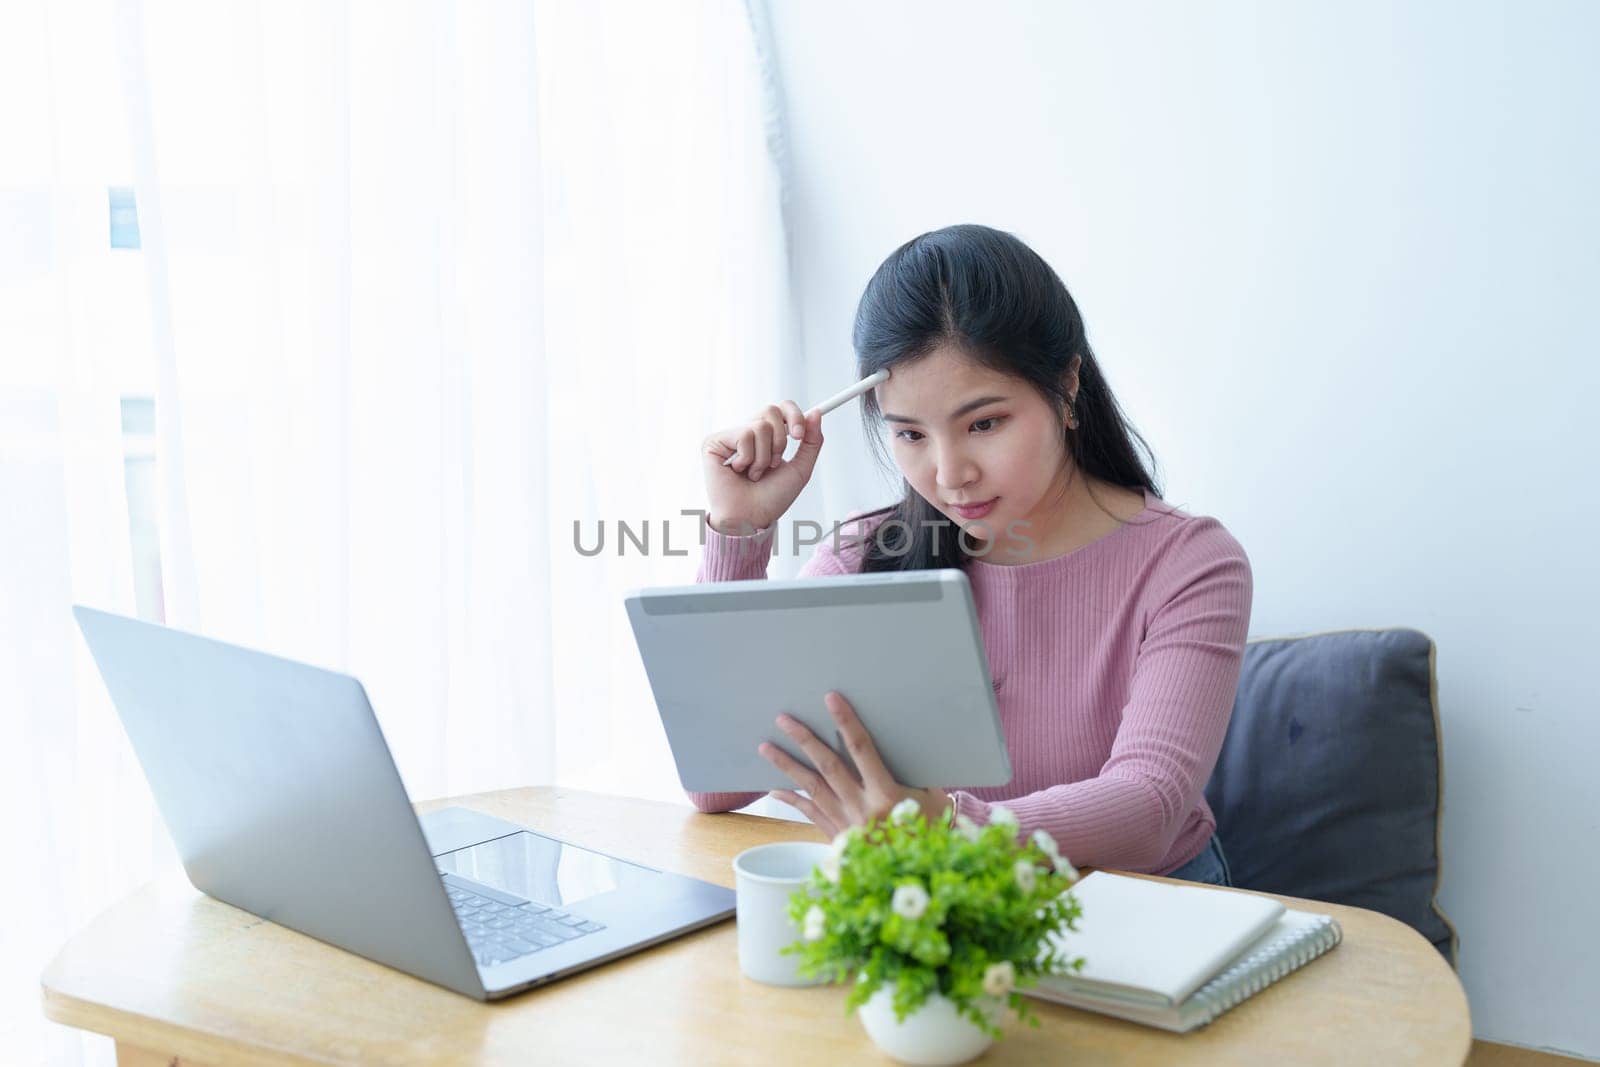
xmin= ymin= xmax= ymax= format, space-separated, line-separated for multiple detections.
xmin=763 ymin=0 xmax=1599 ymax=1056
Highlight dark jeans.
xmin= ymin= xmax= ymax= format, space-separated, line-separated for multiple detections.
xmin=1165 ymin=833 xmax=1234 ymax=887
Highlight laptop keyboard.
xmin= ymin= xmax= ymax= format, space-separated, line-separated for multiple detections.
xmin=441 ymin=871 xmax=606 ymax=968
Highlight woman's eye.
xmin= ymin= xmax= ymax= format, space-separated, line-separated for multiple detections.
xmin=895 ymin=418 xmax=1002 ymax=443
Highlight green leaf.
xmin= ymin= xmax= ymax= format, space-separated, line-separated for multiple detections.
xmin=780 ymin=808 xmax=1089 ymax=1045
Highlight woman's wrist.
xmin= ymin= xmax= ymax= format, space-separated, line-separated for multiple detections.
xmin=706 ymin=512 xmax=772 ymax=538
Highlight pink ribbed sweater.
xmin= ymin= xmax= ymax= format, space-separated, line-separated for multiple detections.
xmin=685 ymin=487 xmax=1253 ymax=875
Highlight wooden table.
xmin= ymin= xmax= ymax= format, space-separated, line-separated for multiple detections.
xmin=42 ymin=787 xmax=1471 ymax=1065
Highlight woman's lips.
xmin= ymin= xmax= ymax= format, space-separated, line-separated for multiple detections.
xmin=950 ymin=497 xmax=998 ymax=520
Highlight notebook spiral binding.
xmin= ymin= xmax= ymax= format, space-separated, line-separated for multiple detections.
xmin=1186 ymin=915 xmax=1344 ymax=1028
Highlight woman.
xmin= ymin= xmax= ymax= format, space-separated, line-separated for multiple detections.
xmin=690 ymin=224 xmax=1248 ymax=886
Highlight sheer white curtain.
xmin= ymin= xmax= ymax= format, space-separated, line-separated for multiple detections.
xmin=1 ymin=0 xmax=797 ymax=1061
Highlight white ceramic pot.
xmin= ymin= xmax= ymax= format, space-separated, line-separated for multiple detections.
xmin=856 ymin=988 xmax=1000 ymax=1066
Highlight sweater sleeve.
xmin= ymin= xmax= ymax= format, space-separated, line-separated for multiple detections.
xmin=683 ymin=512 xmax=875 ymax=814
xmin=950 ymin=520 xmax=1253 ymax=871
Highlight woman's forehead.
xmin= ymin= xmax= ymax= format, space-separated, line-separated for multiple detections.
xmin=877 ymin=346 xmax=1019 ymax=412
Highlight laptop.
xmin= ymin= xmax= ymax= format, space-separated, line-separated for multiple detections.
xmin=71 ymin=605 xmax=735 ymax=1001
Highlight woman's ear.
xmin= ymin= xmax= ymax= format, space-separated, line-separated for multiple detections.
xmin=1062 ymin=355 xmax=1082 ymax=400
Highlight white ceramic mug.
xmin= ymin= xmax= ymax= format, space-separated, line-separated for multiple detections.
xmin=732 ymin=841 xmax=831 ymax=986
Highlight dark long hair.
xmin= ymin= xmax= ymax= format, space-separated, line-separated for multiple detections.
xmin=851 ymin=224 xmax=1163 ymax=573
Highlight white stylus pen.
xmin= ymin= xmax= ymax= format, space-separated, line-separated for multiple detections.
xmin=722 ymin=368 xmax=891 ymax=465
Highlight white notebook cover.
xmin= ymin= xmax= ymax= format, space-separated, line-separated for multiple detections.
xmin=1039 ymin=871 xmax=1286 ymax=1007
xmin=1029 ymin=909 xmax=1343 ymax=1032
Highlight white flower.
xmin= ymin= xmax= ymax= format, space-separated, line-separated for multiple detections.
xmin=891 ymin=882 xmax=930 ymax=920
xmin=890 ymin=798 xmax=921 ymax=825
xmin=803 ymin=905 xmax=825 ymax=942
xmin=1029 ymin=828 xmax=1077 ymax=878
xmin=988 ymin=805 xmax=1018 ymax=830
xmin=1013 ymin=858 xmax=1037 ymax=893
xmin=819 ymin=827 xmax=855 ymax=883
xmin=982 ymin=961 xmax=1016 ymax=997
xmin=954 ymin=813 xmax=982 ymax=843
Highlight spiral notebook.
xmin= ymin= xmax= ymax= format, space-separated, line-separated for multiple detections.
xmin=1024 ymin=872 xmax=1343 ymax=1032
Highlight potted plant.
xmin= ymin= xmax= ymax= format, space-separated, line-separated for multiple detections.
xmin=784 ymin=798 xmax=1084 ymax=1066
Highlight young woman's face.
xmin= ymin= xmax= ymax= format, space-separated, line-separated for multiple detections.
xmin=876 ymin=345 xmax=1073 ymax=547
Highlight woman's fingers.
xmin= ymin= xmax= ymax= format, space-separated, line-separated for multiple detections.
xmin=771 ymin=403 xmax=801 ymax=464
xmin=769 ymin=789 xmax=835 ymax=837
xmin=777 ymin=400 xmax=806 ymax=441
xmin=772 ymin=714 xmax=864 ymax=825
xmin=748 ymin=416 xmax=771 ymax=478
xmin=759 ymin=740 xmax=851 ymax=828
xmin=776 ymin=714 xmax=862 ymax=794
xmin=720 ymin=401 xmax=805 ymax=480
xmin=760 ymin=406 xmax=789 ymax=470
xmin=823 ymin=692 xmax=896 ymax=790
xmin=729 ymin=426 xmax=756 ymax=472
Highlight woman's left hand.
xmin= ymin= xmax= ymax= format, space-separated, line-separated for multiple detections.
xmin=759 ymin=691 xmax=950 ymax=837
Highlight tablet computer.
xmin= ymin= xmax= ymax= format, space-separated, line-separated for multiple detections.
xmin=624 ymin=569 xmax=1012 ymax=793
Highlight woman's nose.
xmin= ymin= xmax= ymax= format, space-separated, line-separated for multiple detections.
xmin=933 ymin=445 xmax=978 ymax=491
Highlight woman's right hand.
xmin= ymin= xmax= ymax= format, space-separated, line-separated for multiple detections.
xmin=701 ymin=401 xmax=825 ymax=535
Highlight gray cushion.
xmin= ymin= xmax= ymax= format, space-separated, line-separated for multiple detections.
xmin=1204 ymin=628 xmax=1458 ymax=964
